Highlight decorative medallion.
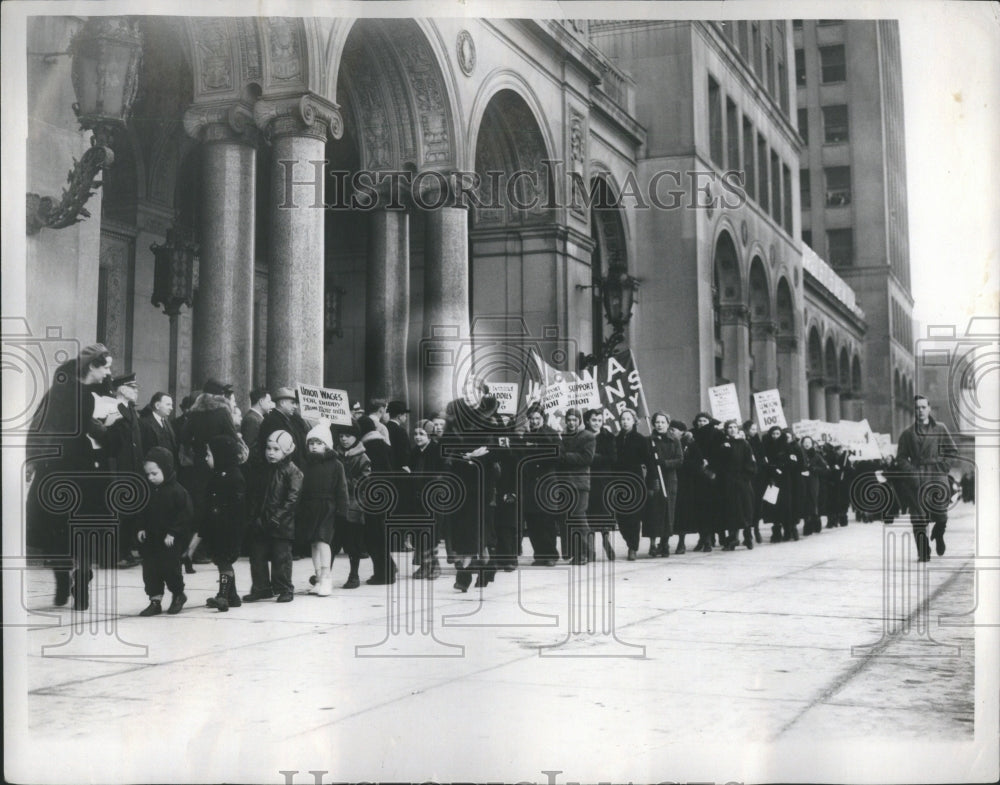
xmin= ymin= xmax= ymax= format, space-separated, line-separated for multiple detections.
xmin=740 ymin=220 xmax=749 ymax=247
xmin=457 ymin=30 xmax=476 ymax=76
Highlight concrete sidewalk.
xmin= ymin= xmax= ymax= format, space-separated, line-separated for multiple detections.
xmin=6 ymin=505 xmax=987 ymax=784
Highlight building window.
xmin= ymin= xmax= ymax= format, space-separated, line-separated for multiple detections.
xmin=783 ymin=163 xmax=793 ymax=232
xmin=800 ymin=168 xmax=811 ymax=209
xmin=798 ymin=108 xmax=809 ymax=143
xmin=738 ymin=21 xmax=749 ymax=59
xmin=795 ymin=48 xmax=806 ymax=86
xmin=771 ymin=151 xmax=782 ymax=224
xmin=726 ymin=97 xmax=739 ymax=171
xmin=820 ymin=45 xmax=846 ymax=83
xmin=779 ymin=59 xmax=789 ymax=112
xmin=802 ymin=229 xmax=812 ymax=247
xmin=708 ymin=75 xmax=723 ymax=166
xmin=742 ymin=116 xmax=755 ymax=200
xmin=824 ymin=166 xmax=852 ymax=206
xmin=792 ymin=19 xmax=803 ymax=31
xmin=822 ymin=104 xmax=849 ymax=143
xmin=757 ymin=133 xmax=769 ymax=211
xmin=827 ymin=228 xmax=854 ymax=266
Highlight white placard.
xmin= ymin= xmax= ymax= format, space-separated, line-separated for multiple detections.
xmin=708 ymin=383 xmax=742 ymax=424
xmin=753 ymin=389 xmax=787 ymax=430
xmin=296 ymin=383 xmax=352 ymax=426
xmin=488 ymin=382 xmax=519 ymax=415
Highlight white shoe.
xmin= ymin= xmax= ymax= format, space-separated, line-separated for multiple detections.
xmin=316 ymin=570 xmax=333 ymax=597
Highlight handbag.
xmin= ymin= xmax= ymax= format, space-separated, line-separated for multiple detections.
xmin=763 ymin=484 xmax=780 ymax=505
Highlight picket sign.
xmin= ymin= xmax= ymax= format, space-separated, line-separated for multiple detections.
xmin=708 ymin=383 xmax=742 ymax=424
xmin=753 ymin=389 xmax=787 ymax=430
xmin=488 ymin=382 xmax=519 ymax=415
xmin=296 ymin=383 xmax=352 ymax=425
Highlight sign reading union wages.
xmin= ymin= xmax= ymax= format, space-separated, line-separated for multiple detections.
xmin=753 ymin=389 xmax=787 ymax=430
xmin=296 ymin=383 xmax=352 ymax=426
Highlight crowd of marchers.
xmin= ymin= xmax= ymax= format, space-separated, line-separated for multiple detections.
xmin=24 ymin=343 xmax=962 ymax=616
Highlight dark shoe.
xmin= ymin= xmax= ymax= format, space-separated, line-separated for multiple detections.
xmin=648 ymin=543 xmax=658 ymax=557
xmin=213 ymin=575 xmax=231 ymax=612
xmin=182 ymin=555 xmax=196 ymax=574
xmin=242 ymin=590 xmax=274 ymax=602
xmin=626 ymin=549 xmax=637 ymax=561
xmin=227 ymin=578 xmax=242 ymax=608
xmin=54 ymin=570 xmax=71 ymax=607
xmin=166 ymin=592 xmax=187 ymax=615
xmin=343 ymin=574 xmax=360 ymax=589
xmin=71 ymin=568 xmax=93 ymax=611
xmin=602 ymin=537 xmax=616 ymax=560
xmin=789 ymin=528 xmax=799 ymax=542
xmin=139 ymin=600 xmax=162 ymax=617
xmin=308 ymin=574 xmax=319 ymax=586
xmin=745 ymin=537 xmax=753 ymax=550
xmin=675 ymin=542 xmax=686 ymax=555
xmin=703 ymin=544 xmax=713 ymax=553
xmin=660 ymin=542 xmax=670 ymax=557
xmin=934 ymin=529 xmax=947 ymax=556
xmin=753 ymin=528 xmax=762 ymax=543
xmin=275 ymin=592 xmax=294 ymax=603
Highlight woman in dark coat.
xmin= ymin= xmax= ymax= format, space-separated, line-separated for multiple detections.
xmin=690 ymin=412 xmax=724 ymax=550
xmin=783 ymin=429 xmax=806 ymax=539
xmin=26 ymin=343 xmax=116 ymax=609
xmin=614 ymin=409 xmax=651 ymax=560
xmin=716 ymin=420 xmax=757 ymax=549
xmin=358 ymin=416 xmax=398 ymax=585
xmin=410 ymin=420 xmax=445 ymax=578
xmin=761 ymin=425 xmax=797 ymax=542
xmin=645 ymin=412 xmax=684 ymax=557
xmin=585 ymin=409 xmax=618 ymax=560
xmin=799 ymin=436 xmax=829 ymax=535
xmin=743 ymin=420 xmax=767 ymax=544
xmin=297 ymin=425 xmax=349 ymax=595
xmin=674 ymin=425 xmax=711 ymax=553
xmin=202 ymin=434 xmax=246 ymax=610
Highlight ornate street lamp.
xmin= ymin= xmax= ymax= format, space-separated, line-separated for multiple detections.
xmin=150 ymin=227 xmax=199 ymax=399
xmin=26 ymin=17 xmax=143 ymax=235
xmin=578 ymin=260 xmax=640 ymax=367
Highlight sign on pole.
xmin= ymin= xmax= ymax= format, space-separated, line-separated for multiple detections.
xmin=296 ymin=383 xmax=352 ymax=425
xmin=753 ymin=389 xmax=787 ymax=430
xmin=488 ymin=382 xmax=519 ymax=415
xmin=708 ymin=383 xmax=742 ymax=424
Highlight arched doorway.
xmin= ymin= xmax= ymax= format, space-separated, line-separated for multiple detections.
xmin=808 ymin=326 xmax=826 ymax=420
xmin=775 ymin=276 xmax=798 ymax=418
xmin=712 ymin=231 xmax=748 ymax=399
xmin=748 ymin=256 xmax=775 ymax=411
xmin=590 ymin=176 xmax=628 ymax=359
xmin=824 ymin=336 xmax=840 ymax=421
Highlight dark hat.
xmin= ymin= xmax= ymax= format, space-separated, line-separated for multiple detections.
xmin=357 ymin=416 xmax=377 ymax=436
xmin=351 ymin=400 xmax=363 ymax=412
xmin=669 ymin=419 xmax=688 ymax=431
xmin=203 ymin=379 xmax=227 ymax=396
xmin=111 ymin=372 xmax=137 ymax=388
xmin=334 ymin=422 xmax=360 ymax=439
xmin=273 ymin=386 xmax=297 ymax=402
xmin=387 ymin=400 xmax=410 ymax=417
xmin=144 ymin=446 xmax=175 ymax=481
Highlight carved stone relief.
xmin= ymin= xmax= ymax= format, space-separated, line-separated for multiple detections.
xmin=193 ymin=19 xmax=233 ymax=93
xmin=266 ymin=18 xmax=302 ymax=82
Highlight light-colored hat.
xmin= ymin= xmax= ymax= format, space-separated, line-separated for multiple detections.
xmin=267 ymin=430 xmax=296 ymax=456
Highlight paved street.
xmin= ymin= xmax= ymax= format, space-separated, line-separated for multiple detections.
xmin=7 ymin=504 xmax=986 ymax=783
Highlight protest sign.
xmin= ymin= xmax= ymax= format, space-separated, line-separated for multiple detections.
xmin=837 ymin=418 xmax=882 ymax=460
xmin=488 ymin=382 xmax=519 ymax=415
xmin=753 ymin=389 xmax=787 ymax=430
xmin=296 ymin=383 xmax=352 ymax=425
xmin=708 ymin=383 xmax=742 ymax=424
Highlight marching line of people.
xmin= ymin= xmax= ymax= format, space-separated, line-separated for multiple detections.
xmin=24 ymin=344 xmax=961 ymax=616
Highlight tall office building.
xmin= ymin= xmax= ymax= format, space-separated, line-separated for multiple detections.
xmin=794 ymin=19 xmax=914 ymax=436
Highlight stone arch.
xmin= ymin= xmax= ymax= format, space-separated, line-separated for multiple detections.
xmin=590 ymin=173 xmax=630 ymax=354
xmin=470 ymin=88 xmax=553 ymax=226
xmin=335 ymin=19 xmax=457 ymax=172
xmin=748 ymin=256 xmax=771 ymax=321
xmin=824 ymin=335 xmax=838 ymax=384
xmin=839 ymin=345 xmax=851 ymax=389
xmin=808 ymin=326 xmax=823 ymax=378
xmin=776 ymin=277 xmax=795 ymax=336
xmin=852 ymin=353 xmax=863 ymax=394
xmin=713 ymin=229 xmax=743 ymax=304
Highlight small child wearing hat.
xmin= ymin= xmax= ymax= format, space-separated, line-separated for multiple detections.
xmin=334 ymin=424 xmax=372 ymax=588
xmin=297 ymin=424 xmax=349 ymax=596
xmin=138 ymin=447 xmax=193 ymax=616
xmin=243 ymin=430 xmax=303 ymax=603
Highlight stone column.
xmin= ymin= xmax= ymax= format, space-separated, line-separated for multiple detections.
xmin=254 ymin=95 xmax=343 ymax=390
xmin=777 ymin=334 xmax=805 ymax=423
xmin=808 ymin=378 xmax=828 ymax=421
xmin=825 ymin=386 xmax=842 ymax=422
xmin=720 ymin=304 xmax=751 ymax=410
xmin=750 ymin=319 xmax=778 ymax=391
xmin=183 ymin=102 xmax=257 ymax=396
xmin=422 ymin=204 xmax=470 ymax=417
xmin=366 ymin=209 xmax=410 ymax=399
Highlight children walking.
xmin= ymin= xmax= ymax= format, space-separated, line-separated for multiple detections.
xmin=243 ymin=430 xmax=302 ymax=603
xmin=297 ymin=424 xmax=348 ymax=596
xmin=138 ymin=447 xmax=193 ymax=616
xmin=335 ymin=424 xmax=371 ymax=589
xmin=203 ymin=434 xmax=248 ymax=611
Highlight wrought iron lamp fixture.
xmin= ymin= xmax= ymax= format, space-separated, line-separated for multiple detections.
xmin=150 ymin=226 xmax=198 ymax=399
xmin=26 ymin=17 xmax=142 ymax=235
xmin=578 ymin=261 xmax=640 ymax=366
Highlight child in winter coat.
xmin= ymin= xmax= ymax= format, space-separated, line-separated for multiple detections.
xmin=243 ymin=430 xmax=303 ymax=603
xmin=138 ymin=447 xmax=193 ymax=616
xmin=297 ymin=424 xmax=349 ymax=596
xmin=203 ymin=434 xmax=247 ymax=611
xmin=335 ymin=424 xmax=372 ymax=588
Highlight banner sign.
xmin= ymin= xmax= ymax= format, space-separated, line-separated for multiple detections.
xmin=530 ymin=349 xmax=646 ymax=433
xmin=838 ymin=418 xmax=882 ymax=460
xmin=296 ymin=383 xmax=352 ymax=426
xmin=793 ymin=419 xmax=838 ymax=444
xmin=708 ymin=383 xmax=742 ymax=424
xmin=488 ymin=382 xmax=519 ymax=415
xmin=753 ymin=389 xmax=787 ymax=430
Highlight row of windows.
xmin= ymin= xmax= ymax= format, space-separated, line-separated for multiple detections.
xmin=800 ymin=166 xmax=852 ymax=209
xmin=795 ymin=44 xmax=847 ymax=85
xmin=802 ymin=228 xmax=854 ymax=268
xmin=891 ymin=298 xmax=913 ymax=350
xmin=707 ymin=75 xmax=794 ymax=235
xmin=715 ymin=21 xmax=791 ymax=114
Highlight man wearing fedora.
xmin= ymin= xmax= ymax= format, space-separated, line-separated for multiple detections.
xmin=259 ymin=387 xmax=309 ymax=468
xmin=385 ymin=400 xmax=411 ymax=472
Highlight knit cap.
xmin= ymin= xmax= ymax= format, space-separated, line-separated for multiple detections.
xmin=144 ymin=446 xmax=176 ymax=481
xmin=267 ymin=430 xmax=296 ymax=457
xmin=306 ymin=423 xmax=334 ymax=451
